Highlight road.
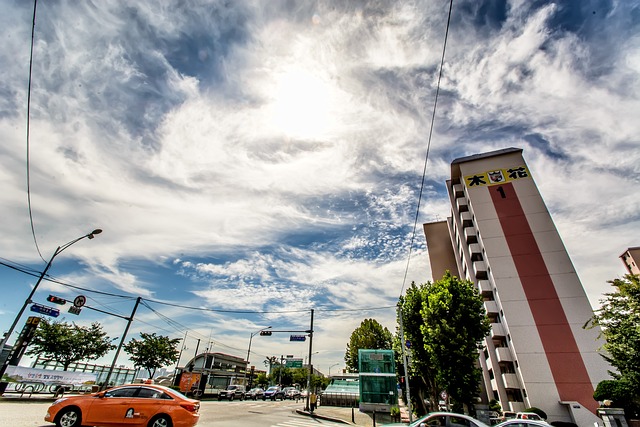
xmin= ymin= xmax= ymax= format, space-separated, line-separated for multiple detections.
xmin=0 ymin=399 xmax=347 ymax=427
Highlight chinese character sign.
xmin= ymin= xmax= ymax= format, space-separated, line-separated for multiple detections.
xmin=464 ymin=165 xmax=530 ymax=188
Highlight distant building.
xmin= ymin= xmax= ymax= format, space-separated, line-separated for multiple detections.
xmin=619 ymin=247 xmax=640 ymax=275
xmin=423 ymin=148 xmax=610 ymax=425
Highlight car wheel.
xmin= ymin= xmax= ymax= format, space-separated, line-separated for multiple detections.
xmin=56 ymin=407 xmax=81 ymax=427
xmin=148 ymin=414 xmax=173 ymax=427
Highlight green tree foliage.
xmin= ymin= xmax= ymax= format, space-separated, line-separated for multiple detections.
xmin=398 ymin=272 xmax=490 ymax=413
xmin=26 ymin=318 xmax=115 ymax=370
xmin=587 ymin=275 xmax=640 ymax=388
xmin=586 ymin=275 xmax=640 ymax=418
xmin=345 ymin=318 xmax=393 ymax=372
xmin=123 ymin=332 xmax=180 ymax=379
xmin=255 ymin=372 xmax=268 ymax=387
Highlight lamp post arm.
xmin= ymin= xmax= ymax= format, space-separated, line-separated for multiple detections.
xmin=0 ymin=245 xmax=58 ymax=353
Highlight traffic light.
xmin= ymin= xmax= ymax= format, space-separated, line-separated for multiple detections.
xmin=259 ymin=330 xmax=272 ymax=336
xmin=47 ymin=295 xmax=67 ymax=305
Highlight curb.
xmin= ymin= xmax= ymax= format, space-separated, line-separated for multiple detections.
xmin=295 ymin=409 xmax=352 ymax=424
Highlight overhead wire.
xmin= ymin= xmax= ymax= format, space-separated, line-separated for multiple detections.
xmin=26 ymin=0 xmax=45 ymax=263
xmin=399 ymin=0 xmax=454 ymax=297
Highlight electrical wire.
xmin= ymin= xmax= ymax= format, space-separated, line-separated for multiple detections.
xmin=26 ymin=0 xmax=45 ymax=263
xmin=399 ymin=0 xmax=454 ymax=297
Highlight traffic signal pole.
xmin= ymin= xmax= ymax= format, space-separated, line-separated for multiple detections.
xmin=306 ymin=309 xmax=314 ymax=411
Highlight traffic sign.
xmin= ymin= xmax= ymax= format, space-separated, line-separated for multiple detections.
xmin=30 ymin=303 xmax=60 ymax=318
xmin=73 ymin=295 xmax=86 ymax=308
xmin=68 ymin=306 xmax=82 ymax=315
xmin=289 ymin=335 xmax=306 ymax=342
xmin=285 ymin=358 xmax=303 ymax=368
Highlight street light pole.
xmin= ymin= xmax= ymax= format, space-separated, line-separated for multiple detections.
xmin=243 ymin=326 xmax=271 ymax=386
xmin=0 ymin=229 xmax=102 ymax=389
xmin=329 ymin=363 xmax=339 ymax=377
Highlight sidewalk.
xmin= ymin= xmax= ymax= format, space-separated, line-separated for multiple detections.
xmin=296 ymin=404 xmax=411 ymax=426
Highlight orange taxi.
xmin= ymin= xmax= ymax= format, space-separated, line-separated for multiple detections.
xmin=44 ymin=383 xmax=200 ymax=427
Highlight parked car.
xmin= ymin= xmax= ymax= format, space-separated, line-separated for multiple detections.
xmin=218 ymin=384 xmax=246 ymax=401
xmin=283 ymin=387 xmax=301 ymax=400
xmin=383 ymin=412 xmax=490 ymax=427
xmin=515 ymin=413 xmax=543 ymax=421
xmin=263 ymin=386 xmax=285 ymax=401
xmin=495 ymin=419 xmax=550 ymax=427
xmin=44 ymin=384 xmax=200 ymax=427
xmin=246 ymin=387 xmax=265 ymax=400
xmin=491 ymin=411 xmax=517 ymax=425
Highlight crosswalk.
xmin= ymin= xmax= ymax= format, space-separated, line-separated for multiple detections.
xmin=270 ymin=418 xmax=346 ymax=427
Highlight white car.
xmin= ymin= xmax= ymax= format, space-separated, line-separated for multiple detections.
xmin=383 ymin=412 xmax=489 ymax=427
xmin=495 ymin=419 xmax=550 ymax=427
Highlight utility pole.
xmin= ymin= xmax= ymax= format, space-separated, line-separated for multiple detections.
xmin=305 ymin=309 xmax=314 ymax=411
xmin=103 ymin=297 xmax=141 ymax=389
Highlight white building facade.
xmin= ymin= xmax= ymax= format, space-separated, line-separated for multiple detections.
xmin=423 ymin=148 xmax=610 ymax=425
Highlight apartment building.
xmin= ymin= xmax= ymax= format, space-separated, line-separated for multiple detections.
xmin=423 ymin=148 xmax=610 ymax=425
xmin=620 ymin=247 xmax=640 ymax=275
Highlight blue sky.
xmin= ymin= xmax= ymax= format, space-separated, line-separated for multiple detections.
xmin=1 ymin=0 xmax=639 ymax=375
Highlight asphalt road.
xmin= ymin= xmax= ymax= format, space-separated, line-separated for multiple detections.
xmin=0 ymin=399 xmax=346 ymax=427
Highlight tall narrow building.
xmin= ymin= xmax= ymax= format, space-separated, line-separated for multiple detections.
xmin=423 ymin=148 xmax=610 ymax=425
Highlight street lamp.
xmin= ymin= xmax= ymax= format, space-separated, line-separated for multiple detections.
xmin=0 ymin=229 xmax=102 ymax=385
xmin=329 ymin=363 xmax=340 ymax=377
xmin=244 ymin=326 xmax=271 ymax=385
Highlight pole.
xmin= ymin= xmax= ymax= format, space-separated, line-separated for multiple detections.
xmin=0 ymin=229 xmax=102 ymax=394
xmin=103 ymin=297 xmax=141 ymax=389
xmin=243 ymin=327 xmax=271 ymax=386
xmin=305 ymin=308 xmax=314 ymax=411
xmin=173 ymin=331 xmax=188 ymax=385
xmin=398 ymin=306 xmax=413 ymax=423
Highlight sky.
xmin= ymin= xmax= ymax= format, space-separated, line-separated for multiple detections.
xmin=1 ymin=0 xmax=639 ymax=377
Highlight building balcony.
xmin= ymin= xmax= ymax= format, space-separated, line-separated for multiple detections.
xmin=502 ymin=373 xmax=520 ymax=389
xmin=461 ymin=211 xmax=474 ymax=228
xmin=464 ymin=226 xmax=477 ymax=244
xmin=453 ymin=183 xmax=464 ymax=199
xmin=495 ymin=347 xmax=513 ymax=363
xmin=484 ymin=300 xmax=499 ymax=315
xmin=478 ymin=280 xmax=492 ymax=293
xmin=469 ymin=242 xmax=482 ymax=260
xmin=473 ymin=260 xmax=488 ymax=279
xmin=457 ymin=197 xmax=469 ymax=213
xmin=490 ymin=323 xmax=506 ymax=338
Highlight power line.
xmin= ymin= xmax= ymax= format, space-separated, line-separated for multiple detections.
xmin=26 ymin=0 xmax=44 ymax=263
xmin=399 ymin=0 xmax=454 ymax=297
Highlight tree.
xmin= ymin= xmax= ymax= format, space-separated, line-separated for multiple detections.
xmin=345 ymin=318 xmax=393 ymax=372
xmin=586 ymin=274 xmax=640 ymax=417
xmin=26 ymin=318 xmax=115 ymax=370
xmin=123 ymin=332 xmax=180 ymax=379
xmin=398 ymin=272 xmax=490 ymax=413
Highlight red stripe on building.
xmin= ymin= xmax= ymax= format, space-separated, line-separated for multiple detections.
xmin=489 ymin=182 xmax=596 ymax=414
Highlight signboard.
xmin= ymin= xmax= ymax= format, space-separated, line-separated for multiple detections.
xmin=68 ymin=306 xmax=82 ymax=315
xmin=289 ymin=335 xmax=306 ymax=342
xmin=2 ymin=366 xmax=96 ymax=386
xmin=464 ymin=165 xmax=530 ymax=188
xmin=179 ymin=372 xmax=201 ymax=393
xmin=30 ymin=303 xmax=60 ymax=318
xmin=285 ymin=358 xmax=303 ymax=368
